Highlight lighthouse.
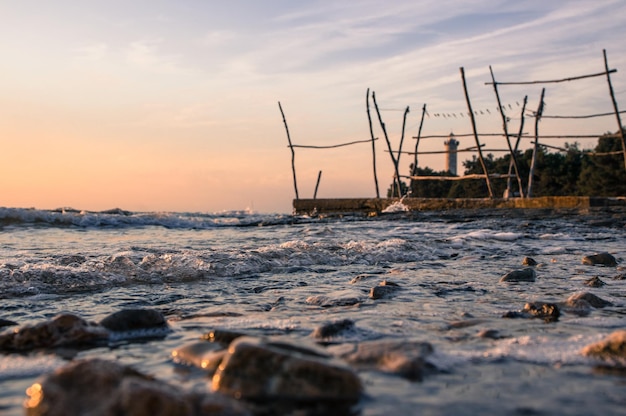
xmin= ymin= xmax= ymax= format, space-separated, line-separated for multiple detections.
xmin=444 ymin=133 xmax=460 ymax=175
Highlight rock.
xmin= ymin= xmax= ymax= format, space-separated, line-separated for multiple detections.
xmin=24 ymin=359 xmax=191 ymax=416
xmin=582 ymin=330 xmax=626 ymax=367
xmin=201 ymin=329 xmax=246 ymax=346
xmin=212 ymin=336 xmax=362 ymax=404
xmin=100 ymin=309 xmax=167 ymax=332
xmin=522 ymin=256 xmax=538 ymax=266
xmin=0 ymin=318 xmax=18 ymax=328
xmin=523 ymin=302 xmax=560 ymax=322
xmin=611 ymin=273 xmax=626 ymax=280
xmin=172 ymin=341 xmax=227 ymax=373
xmin=311 ymin=319 xmax=355 ymax=339
xmin=305 ymin=290 xmax=362 ymax=307
xmin=499 ymin=268 xmax=536 ymax=283
xmin=566 ymin=292 xmax=613 ymax=308
xmin=503 ymin=302 xmax=560 ymax=323
xmin=342 ymin=340 xmax=435 ymax=381
xmin=476 ymin=329 xmax=502 ymax=339
xmin=369 ymin=281 xmax=402 ymax=299
xmin=584 ymin=276 xmax=606 ymax=287
xmin=0 ymin=313 xmax=108 ymax=352
xmin=582 ymin=252 xmax=617 ymax=267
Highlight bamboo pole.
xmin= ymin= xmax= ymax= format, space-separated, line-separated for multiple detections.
xmin=372 ymin=91 xmax=402 ymax=197
xmin=603 ymin=49 xmax=626 ymax=171
xmin=506 ymin=95 xmax=528 ymax=197
xmin=366 ymin=89 xmax=380 ymax=198
xmin=527 ymin=88 xmax=546 ymax=198
xmin=460 ymin=67 xmax=494 ymax=198
xmin=278 ymin=101 xmax=299 ymax=200
xmin=490 ymin=66 xmax=524 ymax=198
xmin=396 ymin=106 xmax=410 ymax=170
xmin=412 ymin=104 xmax=427 ymax=176
xmin=313 ymin=170 xmax=322 ymax=200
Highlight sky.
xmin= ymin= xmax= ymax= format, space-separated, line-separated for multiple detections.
xmin=1 ymin=1 xmax=625 ymax=213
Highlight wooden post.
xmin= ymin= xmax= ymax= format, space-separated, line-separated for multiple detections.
xmin=278 ymin=101 xmax=299 ymax=200
xmin=397 ymin=106 xmax=410 ymax=169
xmin=460 ymin=67 xmax=494 ymax=198
xmin=489 ymin=66 xmax=524 ymax=198
xmin=412 ymin=104 xmax=427 ymax=175
xmin=527 ymin=88 xmax=546 ymax=198
xmin=366 ymin=89 xmax=380 ymax=198
xmin=313 ymin=170 xmax=322 ymax=200
xmin=506 ymin=95 xmax=528 ymax=196
xmin=372 ymin=91 xmax=402 ymax=197
xmin=603 ymin=49 xmax=626 ymax=171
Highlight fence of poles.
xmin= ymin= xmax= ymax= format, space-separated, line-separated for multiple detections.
xmin=280 ymin=50 xmax=625 ymax=201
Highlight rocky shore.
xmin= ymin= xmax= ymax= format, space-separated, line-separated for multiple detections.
xmin=1 ymin=251 xmax=624 ymax=415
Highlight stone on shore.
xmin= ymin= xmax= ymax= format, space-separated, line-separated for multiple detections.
xmin=582 ymin=252 xmax=617 ymax=267
xmin=584 ymin=276 xmax=606 ymax=287
xmin=24 ymin=358 xmax=249 ymax=416
xmin=172 ymin=341 xmax=227 ymax=373
xmin=0 ymin=313 xmax=108 ymax=352
xmin=100 ymin=308 xmax=167 ymax=332
xmin=502 ymin=302 xmax=560 ymax=323
xmin=582 ymin=330 xmax=626 ymax=367
xmin=499 ymin=268 xmax=536 ymax=283
xmin=522 ymin=257 xmax=538 ymax=266
xmin=566 ymin=292 xmax=613 ymax=308
xmin=311 ymin=319 xmax=355 ymax=339
xmin=212 ymin=336 xmax=362 ymax=403
xmin=369 ymin=280 xmax=402 ymax=299
xmin=342 ymin=340 xmax=435 ymax=381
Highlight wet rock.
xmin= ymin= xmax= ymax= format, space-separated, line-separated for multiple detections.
xmin=522 ymin=256 xmax=538 ymax=266
xmin=369 ymin=281 xmax=402 ymax=299
xmin=566 ymin=292 xmax=613 ymax=308
xmin=499 ymin=268 xmax=536 ymax=283
xmin=584 ymin=276 xmax=606 ymax=287
xmin=582 ymin=252 xmax=617 ymax=267
xmin=611 ymin=273 xmax=626 ymax=280
xmin=0 ymin=318 xmax=17 ymax=328
xmin=582 ymin=330 xmax=626 ymax=367
xmin=305 ymin=290 xmax=362 ymax=307
xmin=342 ymin=340 xmax=435 ymax=381
xmin=523 ymin=302 xmax=560 ymax=322
xmin=0 ymin=313 xmax=108 ymax=352
xmin=476 ymin=329 xmax=502 ymax=339
xmin=201 ymin=329 xmax=246 ymax=346
xmin=172 ymin=341 xmax=227 ymax=373
xmin=24 ymin=358 xmax=249 ymax=416
xmin=212 ymin=336 xmax=362 ymax=403
xmin=503 ymin=302 xmax=560 ymax=323
xmin=311 ymin=319 xmax=355 ymax=339
xmin=100 ymin=308 xmax=167 ymax=332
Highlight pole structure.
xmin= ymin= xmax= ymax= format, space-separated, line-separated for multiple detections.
xmin=366 ymin=88 xmax=380 ymax=198
xmin=527 ymin=88 xmax=545 ymax=198
xmin=506 ymin=95 xmax=528 ymax=196
xmin=278 ymin=101 xmax=299 ymax=200
xmin=460 ymin=67 xmax=494 ymax=198
xmin=490 ymin=66 xmax=524 ymax=198
xmin=413 ymin=104 xmax=427 ymax=175
xmin=313 ymin=170 xmax=322 ymax=200
xmin=603 ymin=49 xmax=626 ymax=171
xmin=372 ymin=91 xmax=402 ymax=197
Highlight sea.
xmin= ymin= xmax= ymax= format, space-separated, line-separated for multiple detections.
xmin=0 ymin=205 xmax=625 ymax=415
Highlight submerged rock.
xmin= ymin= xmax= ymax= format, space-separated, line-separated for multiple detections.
xmin=522 ymin=256 xmax=538 ymax=266
xmin=582 ymin=252 xmax=617 ymax=267
xmin=0 ymin=313 xmax=108 ymax=352
xmin=100 ymin=309 xmax=167 ymax=332
xmin=24 ymin=358 xmax=248 ymax=416
xmin=584 ymin=276 xmax=606 ymax=288
xmin=499 ymin=268 xmax=536 ymax=283
xmin=582 ymin=330 xmax=626 ymax=367
xmin=305 ymin=290 xmax=362 ymax=307
xmin=212 ymin=336 xmax=362 ymax=404
xmin=369 ymin=280 xmax=402 ymax=300
xmin=502 ymin=302 xmax=560 ymax=323
xmin=566 ymin=292 xmax=613 ymax=308
xmin=311 ymin=319 xmax=355 ymax=339
xmin=342 ymin=340 xmax=435 ymax=381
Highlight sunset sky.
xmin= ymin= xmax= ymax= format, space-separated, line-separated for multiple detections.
xmin=1 ymin=1 xmax=625 ymax=213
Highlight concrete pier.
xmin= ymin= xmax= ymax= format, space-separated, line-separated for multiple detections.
xmin=293 ymin=196 xmax=626 ymax=215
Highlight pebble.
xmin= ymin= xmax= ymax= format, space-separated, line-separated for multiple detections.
xmin=369 ymin=280 xmax=402 ymax=299
xmin=584 ymin=276 xmax=606 ymax=287
xmin=100 ymin=309 xmax=168 ymax=332
xmin=522 ymin=256 xmax=538 ymax=266
xmin=311 ymin=319 xmax=355 ymax=339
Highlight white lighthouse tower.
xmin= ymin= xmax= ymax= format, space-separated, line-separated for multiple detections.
xmin=444 ymin=133 xmax=460 ymax=175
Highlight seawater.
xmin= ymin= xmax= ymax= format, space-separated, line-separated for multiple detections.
xmin=0 ymin=207 xmax=625 ymax=415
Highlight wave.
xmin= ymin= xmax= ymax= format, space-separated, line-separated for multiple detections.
xmin=0 ymin=207 xmax=295 ymax=230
